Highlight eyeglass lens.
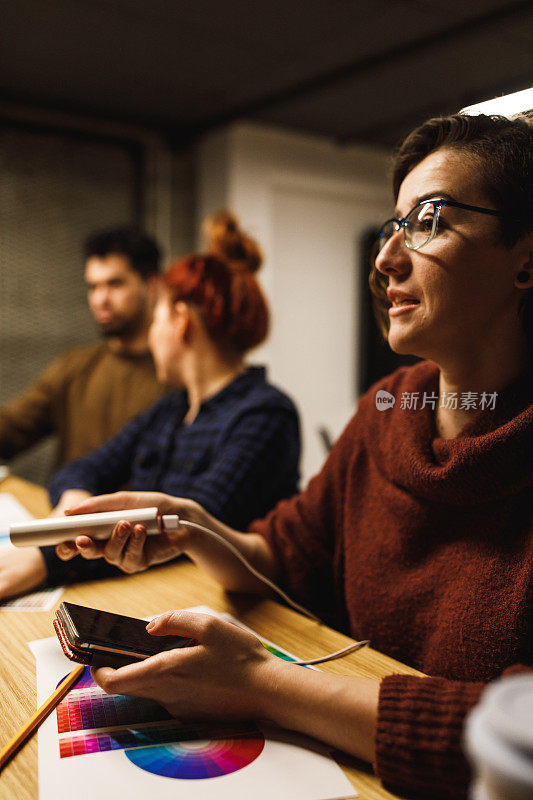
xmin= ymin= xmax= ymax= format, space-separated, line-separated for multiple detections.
xmin=406 ymin=202 xmax=436 ymax=249
xmin=378 ymin=201 xmax=437 ymax=252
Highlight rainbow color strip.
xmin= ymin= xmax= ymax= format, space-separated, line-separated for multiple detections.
xmin=262 ymin=642 xmax=307 ymax=663
xmin=58 ymin=720 xmax=259 ymax=757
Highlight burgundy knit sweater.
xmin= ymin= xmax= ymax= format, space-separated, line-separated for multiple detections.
xmin=251 ymin=360 xmax=532 ymax=799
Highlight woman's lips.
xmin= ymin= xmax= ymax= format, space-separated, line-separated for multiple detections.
xmin=388 ymin=301 xmax=420 ymax=317
xmin=387 ymin=288 xmax=420 ymax=317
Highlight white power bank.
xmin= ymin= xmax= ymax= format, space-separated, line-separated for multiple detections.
xmin=9 ymin=507 xmax=179 ymax=547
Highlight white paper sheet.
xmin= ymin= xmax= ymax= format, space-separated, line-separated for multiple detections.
xmin=0 ymin=492 xmax=34 ymax=546
xmin=29 ymin=608 xmax=357 ymax=800
xmin=0 ymin=492 xmax=64 ymax=611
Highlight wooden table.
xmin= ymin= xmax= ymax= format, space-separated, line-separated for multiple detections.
xmin=0 ymin=476 xmax=422 ymax=800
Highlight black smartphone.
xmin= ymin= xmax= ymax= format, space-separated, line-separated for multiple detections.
xmin=54 ymin=602 xmax=193 ymax=668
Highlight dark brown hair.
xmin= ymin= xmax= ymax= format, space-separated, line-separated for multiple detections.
xmin=164 ymin=211 xmax=268 ymax=356
xmin=370 ymin=113 xmax=533 ymax=344
xmin=84 ymin=226 xmax=161 ymax=279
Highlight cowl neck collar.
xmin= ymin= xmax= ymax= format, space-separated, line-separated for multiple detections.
xmin=364 ymin=361 xmax=533 ymax=506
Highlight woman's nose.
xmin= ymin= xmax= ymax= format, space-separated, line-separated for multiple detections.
xmin=374 ymin=230 xmax=412 ymax=277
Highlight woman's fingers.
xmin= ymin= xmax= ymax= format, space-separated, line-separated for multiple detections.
xmin=55 ymin=541 xmax=79 ymax=560
xmin=55 ymin=537 xmax=104 ymax=560
xmin=90 ymin=664 xmax=146 ymax=697
xmin=64 ymin=491 xmax=170 ymax=516
xmin=56 ymin=537 xmax=106 ymax=560
xmin=92 ymin=651 xmax=174 ymax=697
xmin=100 ymin=521 xmax=134 ymax=565
xmin=147 ymin=610 xmax=219 ymax=640
xmin=74 ymin=536 xmax=106 ymax=559
xmin=64 ymin=491 xmax=203 ymax=523
xmin=55 ymin=525 xmax=131 ymax=562
xmin=119 ymin=524 xmax=147 ymax=573
xmin=64 ymin=492 xmax=139 ymax=515
xmin=90 ymin=665 xmax=117 ymax=689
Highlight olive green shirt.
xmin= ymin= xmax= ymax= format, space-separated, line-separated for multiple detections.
xmin=0 ymin=342 xmax=163 ymax=467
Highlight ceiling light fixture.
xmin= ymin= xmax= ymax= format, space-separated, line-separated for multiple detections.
xmin=461 ymin=87 xmax=533 ymax=117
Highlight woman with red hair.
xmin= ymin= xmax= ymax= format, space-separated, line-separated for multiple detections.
xmin=0 ymin=212 xmax=300 ymax=595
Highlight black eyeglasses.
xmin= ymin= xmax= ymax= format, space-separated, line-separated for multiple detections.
xmin=376 ymin=198 xmax=503 ymax=253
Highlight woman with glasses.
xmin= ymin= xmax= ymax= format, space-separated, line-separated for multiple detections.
xmin=45 ymin=114 xmax=532 ymax=800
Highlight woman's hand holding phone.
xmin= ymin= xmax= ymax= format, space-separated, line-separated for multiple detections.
xmin=54 ymin=491 xmax=206 ymax=573
xmin=91 ymin=610 xmax=280 ymax=721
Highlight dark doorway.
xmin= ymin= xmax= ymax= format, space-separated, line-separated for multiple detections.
xmin=358 ymin=228 xmax=419 ymax=395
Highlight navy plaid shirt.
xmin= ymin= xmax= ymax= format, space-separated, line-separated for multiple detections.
xmin=44 ymin=367 xmax=300 ymax=584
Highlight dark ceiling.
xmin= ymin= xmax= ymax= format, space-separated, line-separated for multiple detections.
xmin=1 ymin=0 xmax=532 ymax=149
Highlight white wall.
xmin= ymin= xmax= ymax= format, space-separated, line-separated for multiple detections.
xmin=197 ymin=123 xmax=392 ymax=485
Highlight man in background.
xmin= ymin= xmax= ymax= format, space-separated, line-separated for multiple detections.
xmin=0 ymin=227 xmax=164 ymax=470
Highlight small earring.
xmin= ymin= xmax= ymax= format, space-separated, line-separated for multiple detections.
xmin=516 ymin=270 xmax=530 ymax=284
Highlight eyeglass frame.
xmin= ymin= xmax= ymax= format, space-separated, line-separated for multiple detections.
xmin=376 ymin=197 xmax=504 ymax=254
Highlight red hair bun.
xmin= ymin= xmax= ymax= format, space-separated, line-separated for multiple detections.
xmin=164 ymin=211 xmax=268 ymax=355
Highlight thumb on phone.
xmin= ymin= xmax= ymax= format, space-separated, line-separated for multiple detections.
xmin=146 ymin=610 xmax=213 ymax=641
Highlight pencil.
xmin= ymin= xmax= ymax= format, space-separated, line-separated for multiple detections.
xmin=0 ymin=663 xmax=84 ymax=770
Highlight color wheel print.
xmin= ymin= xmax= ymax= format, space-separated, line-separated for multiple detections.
xmin=56 ymin=666 xmax=93 ymax=690
xmin=124 ymin=735 xmax=265 ymax=779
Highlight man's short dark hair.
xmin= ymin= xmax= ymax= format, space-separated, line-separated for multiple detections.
xmin=84 ymin=227 xmax=161 ymax=279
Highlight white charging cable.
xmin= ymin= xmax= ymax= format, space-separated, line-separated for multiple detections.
xmin=162 ymin=515 xmax=370 ymax=667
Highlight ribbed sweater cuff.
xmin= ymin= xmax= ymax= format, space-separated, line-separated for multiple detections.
xmin=374 ymin=674 xmax=485 ymax=800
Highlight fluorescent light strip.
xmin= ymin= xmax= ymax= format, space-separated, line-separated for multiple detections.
xmin=461 ymin=87 xmax=533 ymax=117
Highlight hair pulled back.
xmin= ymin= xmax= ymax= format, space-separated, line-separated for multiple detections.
xmin=164 ymin=211 xmax=269 ymax=355
xmin=392 ymin=113 xmax=533 ymax=245
xmin=370 ymin=113 xmax=533 ymax=345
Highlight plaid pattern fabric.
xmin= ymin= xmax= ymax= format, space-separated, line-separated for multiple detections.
xmin=44 ymin=367 xmax=300 ymax=585
xmin=49 ymin=366 xmax=300 ymax=525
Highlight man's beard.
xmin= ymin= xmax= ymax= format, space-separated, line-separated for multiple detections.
xmin=97 ymin=309 xmax=145 ymax=340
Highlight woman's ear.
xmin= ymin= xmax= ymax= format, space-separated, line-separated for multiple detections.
xmin=146 ymin=275 xmax=161 ymax=305
xmin=173 ymin=301 xmax=192 ymax=341
xmin=515 ymin=270 xmax=533 ymax=290
xmin=513 ymin=237 xmax=533 ymax=290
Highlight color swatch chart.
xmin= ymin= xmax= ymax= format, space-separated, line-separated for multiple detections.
xmin=56 ymin=670 xmax=172 ymax=734
xmin=0 ymin=585 xmax=64 ymax=612
xmin=55 ymin=667 xmax=265 ymax=779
